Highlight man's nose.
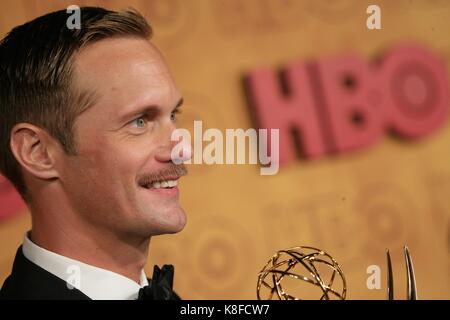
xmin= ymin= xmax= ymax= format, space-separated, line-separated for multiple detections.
xmin=155 ymin=127 xmax=192 ymax=164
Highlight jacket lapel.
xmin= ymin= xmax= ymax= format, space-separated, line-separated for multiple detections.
xmin=0 ymin=246 xmax=90 ymax=300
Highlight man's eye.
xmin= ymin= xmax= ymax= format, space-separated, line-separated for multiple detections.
xmin=130 ymin=116 xmax=147 ymax=128
xmin=170 ymin=109 xmax=182 ymax=122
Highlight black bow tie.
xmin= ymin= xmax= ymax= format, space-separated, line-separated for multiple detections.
xmin=138 ymin=265 xmax=180 ymax=300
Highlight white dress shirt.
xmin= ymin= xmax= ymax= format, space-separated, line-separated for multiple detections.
xmin=21 ymin=232 xmax=149 ymax=300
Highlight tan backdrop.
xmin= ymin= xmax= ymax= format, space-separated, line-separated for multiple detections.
xmin=1 ymin=0 xmax=450 ymax=299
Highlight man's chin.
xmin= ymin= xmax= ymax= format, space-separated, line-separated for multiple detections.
xmin=166 ymin=208 xmax=187 ymax=234
xmin=142 ymin=207 xmax=187 ymax=236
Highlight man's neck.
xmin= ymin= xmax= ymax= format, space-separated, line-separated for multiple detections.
xmin=30 ymin=217 xmax=150 ymax=284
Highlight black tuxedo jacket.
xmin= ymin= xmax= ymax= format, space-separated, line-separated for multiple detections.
xmin=0 ymin=246 xmax=179 ymax=300
xmin=0 ymin=246 xmax=90 ymax=300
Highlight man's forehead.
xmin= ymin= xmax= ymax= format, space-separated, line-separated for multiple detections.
xmin=72 ymin=37 xmax=178 ymax=112
xmin=74 ymin=37 xmax=169 ymax=79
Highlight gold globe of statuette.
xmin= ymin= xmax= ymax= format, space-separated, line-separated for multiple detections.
xmin=257 ymin=246 xmax=347 ymax=300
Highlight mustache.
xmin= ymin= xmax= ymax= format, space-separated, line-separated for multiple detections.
xmin=137 ymin=163 xmax=188 ymax=186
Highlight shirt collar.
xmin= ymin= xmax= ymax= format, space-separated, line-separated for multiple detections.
xmin=22 ymin=231 xmax=149 ymax=300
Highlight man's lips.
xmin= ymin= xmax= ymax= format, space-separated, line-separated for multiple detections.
xmin=137 ymin=164 xmax=188 ymax=190
xmin=141 ymin=185 xmax=179 ymax=196
xmin=138 ymin=177 xmax=180 ymax=196
xmin=139 ymin=176 xmax=180 ymax=188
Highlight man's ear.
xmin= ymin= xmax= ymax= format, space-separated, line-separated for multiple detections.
xmin=10 ymin=123 xmax=60 ymax=180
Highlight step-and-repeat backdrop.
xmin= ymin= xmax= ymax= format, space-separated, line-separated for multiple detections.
xmin=1 ymin=0 xmax=450 ymax=299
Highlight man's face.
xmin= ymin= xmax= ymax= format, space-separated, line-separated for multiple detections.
xmin=58 ymin=37 xmax=188 ymax=238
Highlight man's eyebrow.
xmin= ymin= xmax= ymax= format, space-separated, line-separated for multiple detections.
xmin=173 ymin=98 xmax=184 ymax=111
xmin=118 ymin=105 xmax=159 ymax=124
xmin=118 ymin=97 xmax=184 ymax=124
